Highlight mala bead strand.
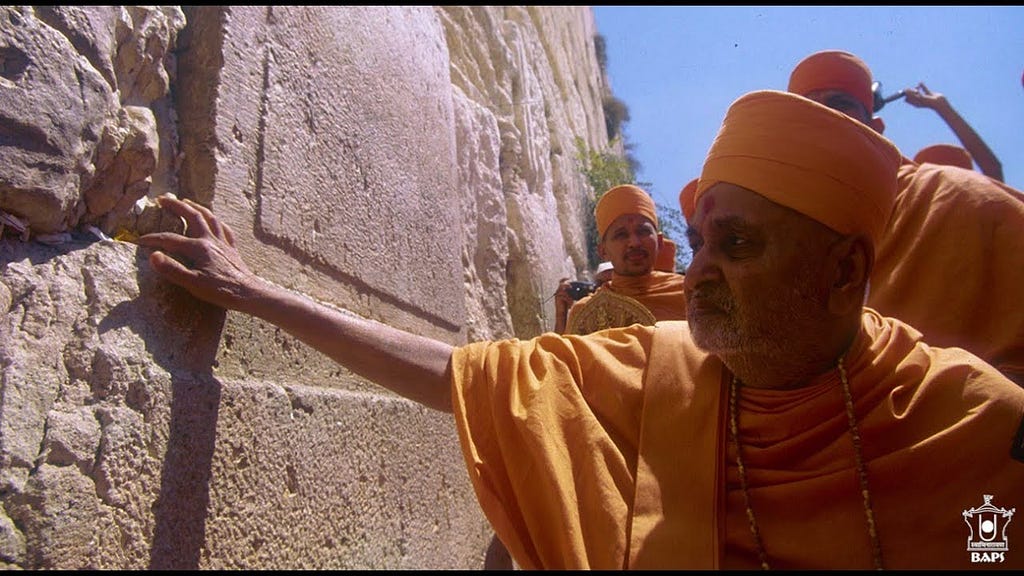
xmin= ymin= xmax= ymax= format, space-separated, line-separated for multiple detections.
xmin=730 ymin=356 xmax=883 ymax=570
xmin=729 ymin=376 xmax=770 ymax=570
xmin=837 ymin=357 xmax=884 ymax=570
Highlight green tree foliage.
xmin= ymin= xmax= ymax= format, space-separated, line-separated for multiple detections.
xmin=602 ymin=95 xmax=630 ymax=141
xmin=594 ymin=33 xmax=608 ymax=74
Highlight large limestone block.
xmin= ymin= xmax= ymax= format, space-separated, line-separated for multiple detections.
xmin=0 ymin=6 xmax=116 ymax=234
xmin=450 ymin=86 xmax=514 ymax=342
xmin=0 ymin=238 xmax=489 ymax=569
xmin=177 ymin=6 xmax=465 ymax=341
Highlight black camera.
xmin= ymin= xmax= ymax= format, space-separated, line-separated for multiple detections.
xmin=566 ymin=281 xmax=596 ymax=301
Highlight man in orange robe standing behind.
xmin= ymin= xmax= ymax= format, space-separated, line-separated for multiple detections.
xmin=555 ymin=184 xmax=687 ymax=335
xmin=789 ymin=50 xmax=1024 ymax=386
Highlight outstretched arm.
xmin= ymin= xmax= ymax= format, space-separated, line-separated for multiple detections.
xmin=135 ymin=196 xmax=455 ymax=412
xmin=903 ymin=82 xmax=1004 ymax=182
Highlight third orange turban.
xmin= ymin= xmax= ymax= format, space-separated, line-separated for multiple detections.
xmin=788 ymin=50 xmax=875 ymax=115
xmin=913 ymin=144 xmax=973 ymax=170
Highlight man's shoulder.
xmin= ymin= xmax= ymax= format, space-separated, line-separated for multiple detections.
xmin=866 ymin=310 xmax=1024 ymax=396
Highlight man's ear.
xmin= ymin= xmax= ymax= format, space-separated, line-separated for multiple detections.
xmin=828 ymin=234 xmax=874 ymax=316
xmin=870 ymin=116 xmax=886 ymax=134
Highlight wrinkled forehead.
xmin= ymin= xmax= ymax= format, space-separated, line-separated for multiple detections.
xmin=691 ymin=181 xmax=846 ymax=255
xmin=692 ymin=182 xmax=813 ymax=231
xmin=803 ymin=89 xmax=871 ymax=125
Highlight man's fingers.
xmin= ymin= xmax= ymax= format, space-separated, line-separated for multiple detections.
xmin=181 ymin=199 xmax=232 ymax=242
xmin=222 ymin=221 xmax=237 ymax=247
xmin=156 ymin=196 xmax=211 ymax=238
xmin=155 ymin=196 xmax=236 ymax=245
xmin=148 ymin=251 xmax=199 ymax=284
xmin=135 ymin=231 xmax=200 ymax=259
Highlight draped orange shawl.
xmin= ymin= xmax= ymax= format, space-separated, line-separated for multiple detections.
xmin=449 ymin=311 xmax=1024 ymax=569
xmin=869 ymin=160 xmax=1024 ymax=385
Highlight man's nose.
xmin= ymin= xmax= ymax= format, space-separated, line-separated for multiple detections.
xmin=683 ymin=246 xmax=722 ymax=292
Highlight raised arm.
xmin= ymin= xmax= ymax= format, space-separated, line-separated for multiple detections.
xmin=903 ymin=82 xmax=1004 ymax=182
xmin=135 ymin=196 xmax=455 ymax=412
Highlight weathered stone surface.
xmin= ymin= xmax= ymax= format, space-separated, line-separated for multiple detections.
xmin=0 ymin=237 xmax=494 ymax=569
xmin=0 ymin=4 xmax=613 ymax=570
xmin=0 ymin=507 xmax=26 ymax=566
xmin=177 ymin=6 xmax=467 ymax=339
xmin=451 ymin=87 xmax=514 ymax=341
xmin=0 ymin=6 xmax=183 ymax=236
xmin=437 ymin=6 xmax=606 ymax=337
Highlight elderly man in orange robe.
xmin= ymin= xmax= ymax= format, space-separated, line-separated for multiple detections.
xmin=136 ymin=89 xmax=1024 ymax=569
xmin=789 ymin=50 xmax=1024 ymax=386
xmin=554 ymin=184 xmax=687 ymax=335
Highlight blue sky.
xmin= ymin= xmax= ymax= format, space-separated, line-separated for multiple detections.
xmin=591 ymin=6 xmax=1024 ymax=216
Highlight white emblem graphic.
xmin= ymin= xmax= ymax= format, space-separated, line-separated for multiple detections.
xmin=964 ymin=494 xmax=1015 ymax=563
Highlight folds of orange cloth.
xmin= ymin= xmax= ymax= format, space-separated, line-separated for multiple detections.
xmin=869 ymin=161 xmax=1024 ymax=385
xmin=450 ymin=322 xmax=724 ymax=569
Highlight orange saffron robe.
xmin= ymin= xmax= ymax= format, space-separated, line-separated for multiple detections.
xmin=870 ymin=160 xmax=1024 ymax=385
xmin=449 ymin=309 xmax=1024 ymax=569
xmin=567 ymin=270 xmax=687 ymax=327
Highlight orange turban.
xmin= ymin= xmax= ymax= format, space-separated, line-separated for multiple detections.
xmin=697 ymin=90 xmax=901 ymax=245
xmin=788 ymin=50 xmax=875 ymax=115
xmin=678 ymin=178 xmax=698 ymax=221
xmin=655 ymin=237 xmax=677 ymax=272
xmin=913 ymin=144 xmax=973 ymax=170
xmin=595 ymin=184 xmax=658 ymax=238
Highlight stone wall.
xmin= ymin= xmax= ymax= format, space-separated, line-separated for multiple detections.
xmin=0 ymin=6 xmax=612 ymax=569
